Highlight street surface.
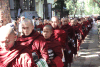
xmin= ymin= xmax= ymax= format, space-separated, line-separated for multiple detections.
xmin=72 ymin=21 xmax=100 ymax=67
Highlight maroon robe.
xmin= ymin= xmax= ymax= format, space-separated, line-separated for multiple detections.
xmin=52 ymin=29 xmax=67 ymax=49
xmin=82 ymin=21 xmax=88 ymax=37
xmin=0 ymin=44 xmax=37 ymax=67
xmin=77 ymin=23 xmax=83 ymax=51
xmin=16 ymin=30 xmax=49 ymax=61
xmin=46 ymin=38 xmax=63 ymax=67
xmin=72 ymin=25 xmax=80 ymax=55
xmin=51 ymin=27 xmax=69 ymax=66
xmin=61 ymin=24 xmax=75 ymax=64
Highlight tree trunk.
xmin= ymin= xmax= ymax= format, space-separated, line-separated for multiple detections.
xmin=93 ymin=0 xmax=100 ymax=6
xmin=44 ymin=0 xmax=48 ymax=19
xmin=60 ymin=0 xmax=64 ymax=18
xmin=74 ymin=8 xmax=77 ymax=18
xmin=0 ymin=0 xmax=11 ymax=25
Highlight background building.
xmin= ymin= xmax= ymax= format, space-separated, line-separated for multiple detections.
xmin=9 ymin=0 xmax=56 ymax=20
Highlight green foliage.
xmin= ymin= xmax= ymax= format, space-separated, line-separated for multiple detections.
xmin=84 ymin=0 xmax=100 ymax=15
xmin=53 ymin=0 xmax=66 ymax=9
xmin=53 ymin=0 xmax=100 ymax=16
xmin=53 ymin=0 xmax=69 ymax=18
xmin=66 ymin=0 xmax=100 ymax=15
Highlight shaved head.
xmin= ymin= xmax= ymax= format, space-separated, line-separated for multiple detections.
xmin=51 ymin=16 xmax=59 ymax=22
xmin=21 ymin=18 xmax=34 ymax=36
xmin=51 ymin=16 xmax=60 ymax=28
xmin=43 ymin=25 xmax=52 ymax=32
xmin=21 ymin=18 xmax=33 ymax=26
xmin=0 ymin=25 xmax=15 ymax=50
xmin=43 ymin=25 xmax=53 ymax=39
xmin=0 ymin=25 xmax=14 ymax=39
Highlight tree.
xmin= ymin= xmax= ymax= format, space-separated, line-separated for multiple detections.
xmin=93 ymin=0 xmax=100 ymax=14
xmin=84 ymin=0 xmax=100 ymax=15
xmin=66 ymin=0 xmax=78 ymax=17
xmin=71 ymin=0 xmax=78 ymax=18
xmin=0 ymin=0 xmax=11 ymax=25
xmin=53 ymin=0 xmax=69 ymax=18
xmin=93 ymin=0 xmax=100 ymax=6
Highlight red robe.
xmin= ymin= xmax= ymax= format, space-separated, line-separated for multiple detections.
xmin=0 ymin=45 xmax=37 ymax=67
xmin=61 ymin=24 xmax=75 ymax=64
xmin=36 ymin=24 xmax=43 ymax=30
xmin=16 ymin=30 xmax=49 ymax=61
xmin=36 ymin=23 xmax=51 ymax=31
xmin=82 ymin=21 xmax=88 ymax=37
xmin=46 ymin=38 xmax=63 ymax=67
xmin=77 ymin=23 xmax=83 ymax=50
xmin=52 ymin=29 xmax=67 ymax=49
xmin=72 ymin=25 xmax=80 ymax=55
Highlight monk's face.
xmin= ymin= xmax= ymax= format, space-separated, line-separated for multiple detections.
xmin=43 ymin=27 xmax=52 ymax=39
xmin=0 ymin=33 xmax=15 ymax=50
xmin=62 ymin=19 xmax=69 ymax=25
xmin=44 ymin=20 xmax=47 ymax=24
xmin=51 ymin=17 xmax=59 ymax=28
xmin=70 ymin=20 xmax=74 ymax=26
xmin=22 ymin=22 xmax=34 ymax=36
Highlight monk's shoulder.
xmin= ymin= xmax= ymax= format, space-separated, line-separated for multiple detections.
xmin=54 ymin=29 xmax=66 ymax=34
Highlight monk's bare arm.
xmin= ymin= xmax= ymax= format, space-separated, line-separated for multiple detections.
xmin=18 ymin=50 xmax=37 ymax=67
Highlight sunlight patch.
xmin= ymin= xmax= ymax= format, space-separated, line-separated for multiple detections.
xmin=81 ymin=54 xmax=99 ymax=58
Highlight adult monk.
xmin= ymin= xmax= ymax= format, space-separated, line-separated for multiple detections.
xmin=61 ymin=18 xmax=75 ymax=67
xmin=16 ymin=18 xmax=49 ymax=62
xmin=42 ymin=25 xmax=64 ymax=67
xmin=71 ymin=19 xmax=81 ymax=55
xmin=51 ymin=16 xmax=66 ymax=49
xmin=0 ymin=25 xmax=37 ymax=67
xmin=51 ymin=16 xmax=68 ymax=67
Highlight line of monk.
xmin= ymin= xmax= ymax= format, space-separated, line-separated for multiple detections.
xmin=0 ymin=16 xmax=93 ymax=67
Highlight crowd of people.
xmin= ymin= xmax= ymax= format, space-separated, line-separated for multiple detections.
xmin=0 ymin=15 xmax=93 ymax=67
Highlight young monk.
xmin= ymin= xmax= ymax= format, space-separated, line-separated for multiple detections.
xmin=16 ymin=18 xmax=49 ymax=62
xmin=0 ymin=25 xmax=37 ymax=67
xmin=42 ymin=25 xmax=64 ymax=67
xmin=51 ymin=16 xmax=69 ymax=67
xmin=51 ymin=16 xmax=67 ymax=49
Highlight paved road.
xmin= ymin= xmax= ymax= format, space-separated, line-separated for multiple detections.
xmin=71 ymin=22 xmax=100 ymax=67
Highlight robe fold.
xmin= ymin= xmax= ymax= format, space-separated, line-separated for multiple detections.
xmin=16 ymin=30 xmax=49 ymax=61
xmin=0 ymin=45 xmax=37 ymax=67
xmin=46 ymin=38 xmax=63 ymax=67
xmin=61 ymin=24 xmax=75 ymax=64
xmin=52 ymin=29 xmax=67 ymax=49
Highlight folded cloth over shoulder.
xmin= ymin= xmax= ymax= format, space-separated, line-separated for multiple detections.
xmin=36 ymin=58 xmax=48 ymax=67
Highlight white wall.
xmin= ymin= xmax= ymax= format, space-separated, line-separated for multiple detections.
xmin=35 ymin=0 xmax=44 ymax=18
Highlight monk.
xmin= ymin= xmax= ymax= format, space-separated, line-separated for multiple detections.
xmin=0 ymin=25 xmax=37 ymax=67
xmin=61 ymin=18 xmax=75 ymax=67
xmin=42 ymin=25 xmax=64 ymax=67
xmin=51 ymin=16 xmax=67 ymax=48
xmin=16 ymin=18 xmax=49 ymax=62
xmin=51 ymin=16 xmax=69 ymax=67
xmin=71 ymin=19 xmax=81 ymax=55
